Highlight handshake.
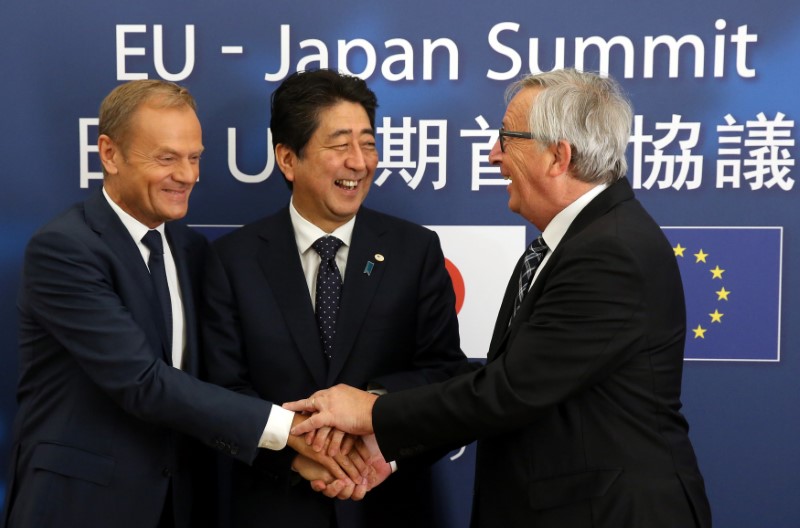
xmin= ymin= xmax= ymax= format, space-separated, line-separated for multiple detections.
xmin=283 ymin=384 xmax=385 ymax=501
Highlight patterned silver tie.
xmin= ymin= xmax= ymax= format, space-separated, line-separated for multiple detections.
xmin=511 ymin=235 xmax=548 ymax=322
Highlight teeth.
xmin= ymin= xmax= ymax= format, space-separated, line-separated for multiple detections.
xmin=336 ymin=179 xmax=358 ymax=189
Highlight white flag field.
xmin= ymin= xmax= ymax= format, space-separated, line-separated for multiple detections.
xmin=428 ymin=225 xmax=526 ymax=358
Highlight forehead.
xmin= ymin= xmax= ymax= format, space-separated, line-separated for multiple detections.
xmin=127 ymin=103 xmax=201 ymax=143
xmin=314 ymin=101 xmax=372 ymax=137
xmin=504 ymin=87 xmax=540 ymax=128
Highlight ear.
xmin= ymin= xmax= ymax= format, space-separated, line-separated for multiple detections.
xmin=275 ymin=143 xmax=298 ymax=183
xmin=98 ymin=134 xmax=121 ymax=175
xmin=548 ymin=140 xmax=572 ymax=176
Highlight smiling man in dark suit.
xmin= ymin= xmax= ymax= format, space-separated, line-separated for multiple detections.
xmin=3 ymin=80 xmax=358 ymax=528
xmin=288 ymin=69 xmax=713 ymax=528
xmin=201 ymin=69 xmax=468 ymax=527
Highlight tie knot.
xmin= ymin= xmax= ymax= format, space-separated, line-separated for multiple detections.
xmin=142 ymin=230 xmax=164 ymax=255
xmin=313 ymin=236 xmax=344 ymax=261
xmin=526 ymin=235 xmax=547 ymax=257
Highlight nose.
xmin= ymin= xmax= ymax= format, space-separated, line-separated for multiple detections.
xmin=173 ymin=157 xmax=199 ymax=183
xmin=345 ymin=144 xmax=367 ymax=172
xmin=488 ymin=138 xmax=503 ymax=166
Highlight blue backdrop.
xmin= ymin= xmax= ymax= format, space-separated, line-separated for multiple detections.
xmin=2 ymin=1 xmax=798 ymax=526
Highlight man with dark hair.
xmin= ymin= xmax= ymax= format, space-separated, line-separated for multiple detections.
xmin=202 ymin=69 xmax=468 ymax=527
xmin=3 ymin=79 xmax=359 ymax=528
xmin=288 ymin=69 xmax=712 ymax=528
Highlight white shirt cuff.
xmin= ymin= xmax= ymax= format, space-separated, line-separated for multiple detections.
xmin=259 ymin=405 xmax=294 ymax=450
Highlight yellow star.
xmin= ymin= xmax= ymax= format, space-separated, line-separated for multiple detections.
xmin=694 ymin=249 xmax=708 ymax=263
xmin=716 ymin=287 xmax=731 ymax=301
xmin=673 ymin=244 xmax=686 ymax=257
xmin=710 ymin=265 xmax=725 ymax=279
xmin=709 ymin=310 xmax=724 ymax=323
xmin=692 ymin=325 xmax=707 ymax=339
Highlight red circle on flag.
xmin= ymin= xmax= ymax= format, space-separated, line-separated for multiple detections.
xmin=444 ymin=258 xmax=465 ymax=314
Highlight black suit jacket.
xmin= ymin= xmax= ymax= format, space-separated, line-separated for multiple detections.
xmin=202 ymin=205 xmax=467 ymax=528
xmin=4 ymin=190 xmax=271 ymax=528
xmin=373 ymin=179 xmax=712 ymax=528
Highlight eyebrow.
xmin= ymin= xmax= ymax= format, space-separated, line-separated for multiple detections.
xmin=326 ymin=128 xmax=375 ymax=140
xmin=155 ymin=146 xmax=205 ymax=156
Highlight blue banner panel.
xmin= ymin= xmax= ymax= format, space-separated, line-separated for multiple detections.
xmin=662 ymin=227 xmax=782 ymax=361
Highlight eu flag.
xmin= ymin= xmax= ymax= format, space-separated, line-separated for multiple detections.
xmin=662 ymin=227 xmax=782 ymax=362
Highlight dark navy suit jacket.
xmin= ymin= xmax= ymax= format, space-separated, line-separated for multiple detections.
xmin=202 ymin=206 xmax=468 ymax=528
xmin=4 ymin=190 xmax=271 ymax=528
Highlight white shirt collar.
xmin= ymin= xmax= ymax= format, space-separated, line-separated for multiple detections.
xmin=288 ymin=198 xmax=356 ymax=254
xmin=541 ymin=183 xmax=608 ymax=251
xmin=102 ymin=187 xmax=165 ymax=242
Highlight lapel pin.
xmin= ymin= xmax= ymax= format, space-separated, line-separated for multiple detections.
xmin=374 ymin=253 xmax=384 ymax=262
xmin=363 ymin=261 xmax=375 ymax=276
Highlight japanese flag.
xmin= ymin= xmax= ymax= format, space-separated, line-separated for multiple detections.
xmin=428 ymin=225 xmax=526 ymax=358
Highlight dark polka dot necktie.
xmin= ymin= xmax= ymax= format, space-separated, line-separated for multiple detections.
xmin=312 ymin=236 xmax=344 ymax=361
xmin=511 ymin=235 xmax=548 ymax=323
xmin=141 ymin=229 xmax=173 ymax=358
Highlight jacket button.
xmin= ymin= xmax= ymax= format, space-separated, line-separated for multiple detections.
xmin=162 ymin=467 xmax=172 ymax=477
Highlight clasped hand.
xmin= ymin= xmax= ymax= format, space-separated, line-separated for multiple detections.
xmin=287 ymin=389 xmax=387 ymax=500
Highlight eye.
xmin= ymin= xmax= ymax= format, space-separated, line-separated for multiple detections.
xmin=361 ymin=141 xmax=377 ymax=151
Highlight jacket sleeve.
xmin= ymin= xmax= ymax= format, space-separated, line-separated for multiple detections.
xmin=22 ymin=227 xmax=271 ymax=464
xmin=373 ymin=234 xmax=648 ymax=460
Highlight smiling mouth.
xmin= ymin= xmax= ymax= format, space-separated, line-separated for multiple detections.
xmin=335 ymin=179 xmax=359 ymax=190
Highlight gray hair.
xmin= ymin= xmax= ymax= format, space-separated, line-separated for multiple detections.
xmin=507 ymin=69 xmax=632 ymax=184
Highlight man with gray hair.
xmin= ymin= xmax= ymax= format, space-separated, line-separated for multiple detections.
xmin=287 ymin=69 xmax=712 ymax=528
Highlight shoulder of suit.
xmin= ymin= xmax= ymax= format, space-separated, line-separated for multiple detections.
xmin=169 ymin=221 xmax=208 ymax=249
xmin=210 ymin=208 xmax=286 ymax=250
xmin=29 ymin=200 xmax=93 ymax=243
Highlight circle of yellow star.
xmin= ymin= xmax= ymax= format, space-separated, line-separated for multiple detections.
xmin=710 ymin=265 xmax=725 ymax=279
xmin=716 ymin=287 xmax=731 ymax=301
xmin=694 ymin=249 xmax=708 ymax=263
xmin=709 ymin=310 xmax=724 ymax=323
xmin=673 ymin=244 xmax=686 ymax=257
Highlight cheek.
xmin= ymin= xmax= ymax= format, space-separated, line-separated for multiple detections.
xmin=365 ymin=151 xmax=379 ymax=169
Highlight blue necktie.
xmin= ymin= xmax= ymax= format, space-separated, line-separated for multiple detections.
xmin=313 ymin=236 xmax=344 ymax=361
xmin=142 ymin=230 xmax=172 ymax=357
xmin=511 ymin=235 xmax=548 ymax=322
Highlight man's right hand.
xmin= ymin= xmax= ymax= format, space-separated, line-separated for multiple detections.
xmin=287 ymin=413 xmax=369 ymax=486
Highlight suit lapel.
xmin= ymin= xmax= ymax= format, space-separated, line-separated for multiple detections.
xmin=486 ymin=254 xmax=524 ymax=362
xmin=83 ymin=189 xmax=169 ymax=362
xmin=257 ymin=210 xmax=328 ymax=388
xmin=165 ymin=224 xmax=196 ymax=372
xmin=326 ymin=209 xmax=388 ymax=385
xmin=486 ymin=179 xmax=635 ymax=362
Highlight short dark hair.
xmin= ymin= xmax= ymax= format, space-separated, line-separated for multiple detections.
xmin=270 ymin=69 xmax=378 ymax=158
